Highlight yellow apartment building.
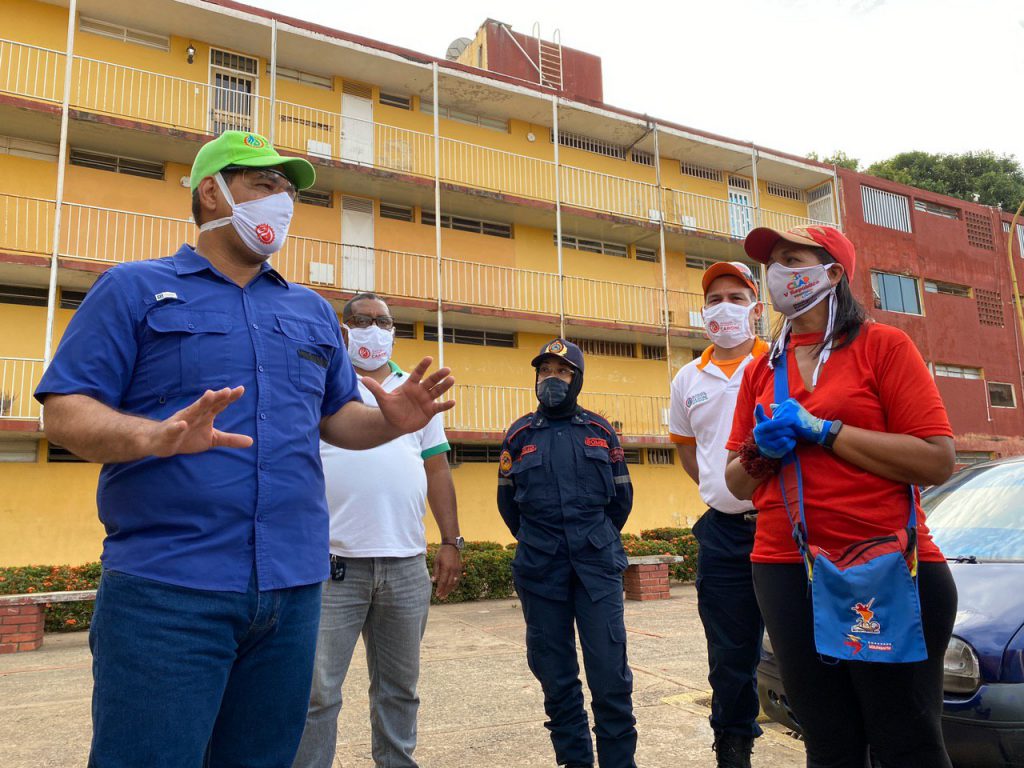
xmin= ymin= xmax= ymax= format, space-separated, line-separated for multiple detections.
xmin=0 ymin=0 xmax=840 ymax=566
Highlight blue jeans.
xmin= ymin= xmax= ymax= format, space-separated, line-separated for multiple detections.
xmin=88 ymin=568 xmax=322 ymax=768
xmin=292 ymin=555 xmax=432 ymax=768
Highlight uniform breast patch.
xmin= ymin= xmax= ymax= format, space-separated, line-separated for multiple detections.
xmin=584 ymin=437 xmax=608 ymax=449
xmin=520 ymin=444 xmax=537 ymax=457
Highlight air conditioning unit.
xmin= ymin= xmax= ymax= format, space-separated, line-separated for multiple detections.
xmin=307 ymin=139 xmax=332 ymax=159
xmin=309 ymin=262 xmax=335 ymax=285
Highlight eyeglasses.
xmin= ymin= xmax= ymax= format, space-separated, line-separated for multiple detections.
xmin=222 ymin=166 xmax=297 ymax=200
xmin=346 ymin=314 xmax=395 ymax=330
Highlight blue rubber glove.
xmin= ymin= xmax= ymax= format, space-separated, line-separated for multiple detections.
xmin=771 ymin=397 xmax=833 ymax=445
xmin=753 ymin=403 xmax=797 ymax=459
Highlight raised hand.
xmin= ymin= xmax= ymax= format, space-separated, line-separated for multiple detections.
xmin=362 ymin=356 xmax=455 ymax=435
xmin=753 ymin=403 xmax=797 ymax=459
xmin=147 ymin=387 xmax=253 ymax=457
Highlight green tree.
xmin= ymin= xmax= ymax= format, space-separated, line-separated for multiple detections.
xmin=866 ymin=150 xmax=1024 ymax=212
xmin=807 ymin=150 xmax=860 ymax=171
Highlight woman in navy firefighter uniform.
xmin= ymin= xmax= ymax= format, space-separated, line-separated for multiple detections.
xmin=497 ymin=338 xmax=637 ymax=768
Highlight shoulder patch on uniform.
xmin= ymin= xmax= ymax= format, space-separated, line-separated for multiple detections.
xmin=609 ymin=447 xmax=625 ymax=463
xmin=520 ymin=444 xmax=537 ymax=457
xmin=499 ymin=449 xmax=513 ymax=475
xmin=584 ymin=437 xmax=608 ymax=449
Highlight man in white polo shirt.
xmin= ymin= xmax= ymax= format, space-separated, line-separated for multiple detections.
xmin=668 ymin=262 xmax=767 ymax=768
xmin=293 ymin=292 xmax=462 ymax=768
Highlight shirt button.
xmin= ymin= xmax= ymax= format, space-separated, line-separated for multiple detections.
xmin=308 ymin=335 xmax=315 ymax=342
xmin=259 ymin=462 xmax=267 ymax=470
xmin=258 ymin=365 xmax=264 ymax=372
xmin=187 ymin=322 xmax=195 ymax=329
xmin=251 ymin=322 xmax=259 ymax=330
xmin=260 ymin=413 xmax=267 ymax=420
xmin=256 ymin=515 xmax=263 ymax=522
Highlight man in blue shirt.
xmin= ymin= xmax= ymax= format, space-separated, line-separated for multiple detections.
xmin=35 ymin=131 xmax=455 ymax=768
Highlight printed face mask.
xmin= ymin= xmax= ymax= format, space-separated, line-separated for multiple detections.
xmin=767 ymin=262 xmax=836 ymax=318
xmin=701 ymin=301 xmax=755 ymax=349
xmin=536 ymin=377 xmax=570 ymax=408
xmin=198 ymin=172 xmax=294 ymax=257
xmin=347 ymin=325 xmax=394 ymax=371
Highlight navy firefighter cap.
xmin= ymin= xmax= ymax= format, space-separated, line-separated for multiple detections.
xmin=531 ymin=338 xmax=584 ymax=373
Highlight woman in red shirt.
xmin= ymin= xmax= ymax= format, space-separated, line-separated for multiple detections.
xmin=724 ymin=225 xmax=956 ymax=768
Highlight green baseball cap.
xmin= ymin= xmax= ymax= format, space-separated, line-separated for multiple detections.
xmin=190 ymin=130 xmax=316 ymax=192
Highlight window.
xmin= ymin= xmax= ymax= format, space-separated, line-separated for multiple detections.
xmin=420 ymin=101 xmax=507 ymax=132
xmin=380 ymin=203 xmax=414 ymax=223
xmin=59 ymin=289 xmax=88 ymax=309
xmin=422 ymin=211 xmax=512 ymax=239
xmin=449 ymin=444 xmax=502 ymax=464
xmin=871 ymin=271 xmax=921 ymax=315
xmin=955 ymin=450 xmax=993 ymax=466
xmin=568 ymin=338 xmax=636 ymax=358
xmin=0 ymin=135 xmax=57 ymax=161
xmin=727 ymin=175 xmax=752 ymax=191
xmin=765 ymin=181 xmax=804 ymax=201
xmin=0 ymin=284 xmax=47 ymax=307
xmin=679 ymin=162 xmax=723 ymax=183
xmin=70 ymin=149 xmax=164 ymax=180
xmin=630 ymin=150 xmax=654 ymax=167
xmin=685 ymin=255 xmax=716 ymax=271
xmin=623 ymin=448 xmax=643 ymax=465
xmin=988 ymin=382 xmax=1016 ymax=408
xmin=551 ymin=130 xmax=626 ymax=160
xmin=975 ymin=288 xmax=1004 ymax=327
xmin=861 ymin=186 xmax=912 ymax=233
xmin=647 ymin=448 xmax=675 ymax=465
xmin=47 ymin=444 xmax=87 ymax=463
xmin=423 ymin=326 xmax=516 ymax=348
xmin=555 ymin=234 xmax=628 ymax=258
xmin=634 ymin=247 xmax=659 ymax=263
xmin=79 ymin=16 xmax=169 ymax=50
xmin=924 ymin=280 xmax=970 ymax=298
xmin=379 ymin=93 xmax=412 ymax=110
xmin=297 ymin=189 xmax=332 ymax=208
xmin=394 ymin=322 xmax=416 ymax=339
xmin=211 ymin=50 xmax=259 ymax=75
xmin=914 ymin=199 xmax=960 ymax=220
xmin=965 ymin=210 xmax=994 ymax=250
xmin=0 ymin=440 xmax=37 ymax=463
xmin=933 ymin=363 xmax=982 ymax=379
xmin=641 ymin=344 xmax=667 ymax=361
xmin=272 ymin=66 xmax=332 ymax=90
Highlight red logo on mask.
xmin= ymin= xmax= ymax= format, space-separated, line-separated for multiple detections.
xmin=255 ymin=223 xmax=275 ymax=244
xmin=358 ymin=346 xmax=371 ymax=359
xmin=707 ymin=320 xmax=721 ymax=334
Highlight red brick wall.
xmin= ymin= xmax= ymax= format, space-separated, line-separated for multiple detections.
xmin=0 ymin=604 xmax=44 ymax=653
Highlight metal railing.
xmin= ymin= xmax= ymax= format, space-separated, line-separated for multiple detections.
xmin=564 ymin=275 xmax=665 ymax=327
xmin=442 ymin=258 xmax=559 ymax=316
xmin=60 ymin=202 xmax=191 ymax=264
xmin=0 ymin=39 xmax=64 ymax=103
xmin=439 ymin=138 xmax=555 ymax=201
xmin=759 ymin=208 xmax=834 ymax=232
xmin=0 ymin=358 xmax=44 ymax=421
xmin=560 ymin=165 xmax=661 ymax=221
xmin=445 ymin=383 xmax=669 ymax=438
xmin=0 ymin=193 xmax=55 ymax=256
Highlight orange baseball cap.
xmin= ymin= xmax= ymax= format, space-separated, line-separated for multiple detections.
xmin=743 ymin=224 xmax=857 ymax=279
xmin=701 ymin=261 xmax=759 ymax=298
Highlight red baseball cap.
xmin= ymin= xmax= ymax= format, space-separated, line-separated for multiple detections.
xmin=743 ymin=225 xmax=856 ymax=279
xmin=701 ymin=261 xmax=759 ymax=298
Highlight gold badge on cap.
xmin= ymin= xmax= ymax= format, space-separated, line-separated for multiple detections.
xmin=546 ymin=340 xmax=567 ymax=356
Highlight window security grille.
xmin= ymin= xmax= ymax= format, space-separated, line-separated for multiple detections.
xmin=70 ymin=149 xmax=164 ymax=180
xmin=630 ymin=150 xmax=655 ymax=167
xmin=0 ymin=136 xmax=58 ymax=161
xmin=555 ymin=234 xmax=628 ymax=258
xmin=685 ymin=256 xmax=716 ymax=271
xmin=623 ymin=448 xmax=643 ymax=465
xmin=965 ymin=210 xmax=994 ymax=250
xmin=567 ymin=338 xmax=636 ymax=358
xmin=807 ymin=184 xmax=833 ymax=202
xmin=449 ymin=444 xmax=502 ymax=464
xmin=861 ymin=186 xmax=912 ymax=233
xmin=934 ymin=364 xmax=982 ymax=379
xmin=59 ymin=290 xmax=88 ymax=309
xmin=297 ymin=189 xmax=332 ymax=208
xmin=679 ymin=162 xmax=723 ymax=182
xmin=765 ymin=181 xmax=804 ymax=201
xmin=923 ymin=280 xmax=970 ymax=298
xmin=975 ymin=288 xmax=1004 ymax=326
xmin=394 ymin=322 xmax=416 ymax=339
xmin=342 ymin=196 xmax=374 ymax=215
xmin=914 ymin=199 xmax=960 ymax=220
xmin=727 ymin=176 xmax=752 ymax=191
xmin=423 ymin=212 xmax=512 ymax=238
xmin=641 ymin=345 xmax=667 ymax=360
xmin=380 ymin=203 xmax=414 ymax=222
xmin=211 ymin=50 xmax=259 ymax=75
xmin=551 ymin=130 xmax=626 ymax=160
xmin=341 ymin=82 xmax=373 ymax=99
xmin=79 ymin=16 xmax=169 ymax=50
xmin=634 ymin=247 xmax=659 ymax=263
xmin=423 ymin=326 xmax=515 ymax=347
xmin=0 ymin=285 xmax=47 ymax=307
xmin=379 ymin=93 xmax=412 ymax=110
xmin=647 ymin=448 xmax=674 ymax=465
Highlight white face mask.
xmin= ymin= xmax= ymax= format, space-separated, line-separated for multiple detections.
xmin=701 ymin=301 xmax=755 ymax=349
xmin=346 ymin=325 xmax=394 ymax=371
xmin=767 ymin=263 xmax=836 ymax=318
xmin=199 ymin=172 xmax=294 ymax=257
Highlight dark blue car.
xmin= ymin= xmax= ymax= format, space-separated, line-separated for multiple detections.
xmin=757 ymin=456 xmax=1024 ymax=767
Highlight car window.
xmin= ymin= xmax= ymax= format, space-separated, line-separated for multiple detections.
xmin=923 ymin=462 xmax=1024 ymax=560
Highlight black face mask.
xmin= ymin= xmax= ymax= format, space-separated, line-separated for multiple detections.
xmin=535 ymin=371 xmax=583 ymax=419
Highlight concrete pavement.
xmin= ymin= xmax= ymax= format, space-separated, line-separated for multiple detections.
xmin=0 ymin=584 xmax=805 ymax=767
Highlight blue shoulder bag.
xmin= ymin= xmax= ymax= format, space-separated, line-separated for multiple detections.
xmin=773 ymin=343 xmax=928 ymax=663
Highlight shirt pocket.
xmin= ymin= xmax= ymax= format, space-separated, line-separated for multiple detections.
xmin=274 ymin=314 xmax=339 ymax=396
xmin=510 ymin=449 xmax=544 ymax=505
xmin=580 ymin=443 xmax=614 ymax=503
xmin=142 ymin=307 xmax=233 ymax=398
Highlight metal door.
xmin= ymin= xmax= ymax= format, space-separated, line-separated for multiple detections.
xmin=341 ymin=85 xmax=373 ymax=164
xmin=342 ymin=196 xmax=375 ymax=291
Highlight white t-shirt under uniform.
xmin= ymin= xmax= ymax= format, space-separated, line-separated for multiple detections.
xmin=320 ymin=362 xmax=450 ymax=558
xmin=668 ymin=339 xmax=768 ymax=514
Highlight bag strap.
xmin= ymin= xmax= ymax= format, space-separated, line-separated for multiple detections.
xmin=771 ymin=341 xmax=918 ymax=582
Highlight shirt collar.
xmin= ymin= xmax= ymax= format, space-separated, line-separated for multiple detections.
xmin=696 ymin=337 xmax=770 ymax=373
xmin=172 ymin=244 xmax=289 ymax=288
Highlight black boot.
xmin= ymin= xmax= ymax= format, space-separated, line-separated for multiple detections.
xmin=712 ymin=733 xmax=754 ymax=768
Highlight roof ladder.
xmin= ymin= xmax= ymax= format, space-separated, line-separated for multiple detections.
xmin=534 ymin=25 xmax=563 ymax=90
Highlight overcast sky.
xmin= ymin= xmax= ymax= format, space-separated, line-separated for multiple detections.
xmin=247 ymin=0 xmax=1022 ymax=167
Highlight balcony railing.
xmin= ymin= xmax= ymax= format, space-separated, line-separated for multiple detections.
xmin=0 ymin=193 xmax=55 ymax=256
xmin=446 ymin=383 xmax=669 ymax=439
xmin=0 ymin=358 xmax=44 ymax=421
xmin=0 ymin=40 xmax=835 ymax=236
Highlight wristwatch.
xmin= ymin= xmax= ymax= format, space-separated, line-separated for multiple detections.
xmin=441 ymin=536 xmax=465 ymax=551
xmin=823 ymin=420 xmax=844 ymax=450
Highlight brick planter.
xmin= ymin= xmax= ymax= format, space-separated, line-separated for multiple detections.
xmin=0 ymin=603 xmax=45 ymax=653
xmin=624 ymin=562 xmax=671 ymax=601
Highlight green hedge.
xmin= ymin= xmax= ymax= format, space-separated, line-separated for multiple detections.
xmin=1 ymin=533 xmax=699 ymax=631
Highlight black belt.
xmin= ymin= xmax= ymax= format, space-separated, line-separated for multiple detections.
xmin=709 ymin=508 xmax=758 ymax=523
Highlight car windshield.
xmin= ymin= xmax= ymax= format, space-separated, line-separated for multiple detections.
xmin=923 ymin=461 xmax=1024 ymax=560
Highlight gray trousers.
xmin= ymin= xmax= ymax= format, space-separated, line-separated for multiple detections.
xmin=292 ymin=555 xmax=432 ymax=768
